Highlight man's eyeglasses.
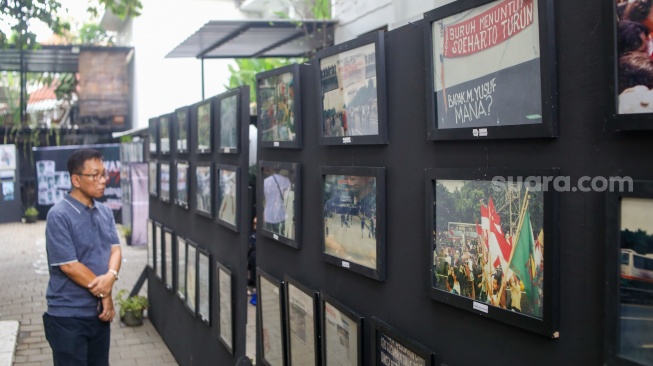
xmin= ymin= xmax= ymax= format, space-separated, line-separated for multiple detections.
xmin=75 ymin=171 xmax=109 ymax=181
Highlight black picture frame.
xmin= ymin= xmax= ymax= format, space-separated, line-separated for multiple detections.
xmin=175 ymin=160 xmax=189 ymax=209
xmin=256 ymin=268 xmax=286 ymax=366
xmin=216 ymin=261 xmax=234 ymax=354
xmin=197 ymin=246 xmax=211 ymax=325
xmin=284 ymin=275 xmax=319 ymax=366
xmin=320 ymin=292 xmax=363 ymax=366
xmin=256 ymin=63 xmax=303 ymax=149
xmin=195 ymin=99 xmax=213 ymax=154
xmin=424 ymin=0 xmax=558 ymax=140
xmin=160 ymin=162 xmax=170 ymax=203
xmin=257 ymin=161 xmax=301 ymax=249
xmin=147 ymin=219 xmax=154 ymax=269
xmin=217 ymin=89 xmax=241 ymax=154
xmin=163 ymin=227 xmax=174 ymax=291
xmin=370 ymin=317 xmax=435 ymax=366
xmin=215 ymin=164 xmax=240 ymax=232
xmin=605 ymin=180 xmax=653 ymax=365
xmin=320 ymin=166 xmax=386 ymax=281
xmin=316 ymin=30 xmax=388 ymax=146
xmin=194 ymin=162 xmax=213 ymax=218
xmin=155 ymin=222 xmax=163 ymax=281
xmin=148 ymin=161 xmax=158 ymax=197
xmin=159 ymin=113 xmax=172 ymax=155
xmin=176 ymin=106 xmax=190 ymax=153
xmin=186 ymin=240 xmax=198 ymax=317
xmin=148 ymin=117 xmax=158 ymax=154
xmin=426 ymin=167 xmax=559 ymax=337
xmin=177 ymin=236 xmax=187 ymax=301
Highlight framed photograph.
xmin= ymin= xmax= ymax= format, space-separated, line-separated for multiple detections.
xmin=148 ymin=117 xmax=158 ymax=154
xmin=258 ymin=161 xmax=301 ymax=248
xmin=0 ymin=144 xmax=17 ymax=170
xmin=285 ymin=275 xmax=319 ymax=366
xmin=159 ymin=114 xmax=172 ymax=155
xmin=426 ymin=168 xmax=559 ymax=337
xmin=196 ymin=99 xmax=213 ymax=154
xmin=155 ymin=222 xmax=163 ymax=280
xmin=217 ymin=89 xmax=240 ymax=154
xmin=198 ymin=247 xmax=211 ymax=325
xmin=177 ymin=236 xmax=187 ymax=301
xmin=257 ymin=268 xmax=286 ymax=366
xmin=321 ymin=166 xmax=386 ymax=281
xmin=176 ymin=106 xmax=190 ymax=153
xmin=370 ymin=317 xmax=435 ymax=365
xmin=147 ymin=219 xmax=154 ymax=269
xmin=316 ymin=30 xmax=388 ymax=146
xmin=605 ymin=180 xmax=653 ymax=365
xmin=424 ymin=0 xmax=557 ymax=140
xmin=160 ymin=162 xmax=170 ymax=203
xmin=257 ymin=63 xmax=302 ymax=148
xmin=320 ymin=292 xmax=363 ymax=366
xmin=186 ymin=240 xmax=198 ymax=316
xmin=148 ymin=161 xmax=158 ymax=197
xmin=217 ymin=261 xmax=234 ymax=354
xmin=175 ymin=160 xmax=189 ymax=209
xmin=164 ymin=227 xmax=174 ymax=290
xmin=195 ymin=163 xmax=213 ymax=218
xmin=216 ymin=164 xmax=240 ymax=232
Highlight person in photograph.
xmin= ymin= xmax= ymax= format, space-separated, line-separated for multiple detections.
xmin=618 ymin=52 xmax=653 ymax=113
xmin=37 ymin=161 xmax=46 ymax=176
xmin=618 ymin=20 xmax=650 ymax=55
xmin=622 ymin=0 xmax=653 ymax=56
xmin=218 ymin=170 xmax=236 ymax=224
xmin=196 ymin=168 xmax=211 ymax=213
xmin=263 ymin=168 xmax=291 ymax=235
xmin=43 ymin=149 xmax=121 ymax=365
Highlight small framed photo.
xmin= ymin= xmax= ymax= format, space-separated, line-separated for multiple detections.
xmin=147 ymin=219 xmax=154 ymax=269
xmin=195 ymin=163 xmax=213 ymax=218
xmin=216 ymin=164 xmax=240 ymax=232
xmin=321 ymin=166 xmax=386 ymax=281
xmin=175 ymin=160 xmax=189 ymax=209
xmin=217 ymin=261 xmax=234 ymax=354
xmin=316 ymin=30 xmax=388 ymax=146
xmin=217 ymin=89 xmax=240 ymax=154
xmin=0 ymin=144 xmax=17 ymax=170
xmin=176 ymin=106 xmax=190 ymax=153
xmin=186 ymin=240 xmax=198 ymax=316
xmin=605 ymin=180 xmax=653 ymax=364
xmin=159 ymin=114 xmax=172 ymax=155
xmin=155 ymin=222 xmax=163 ymax=280
xmin=257 ymin=63 xmax=302 ymax=148
xmin=320 ymin=292 xmax=363 ymax=366
xmin=148 ymin=117 xmax=158 ymax=154
xmin=426 ymin=168 xmax=559 ymax=337
xmin=148 ymin=161 xmax=158 ymax=197
xmin=370 ymin=317 xmax=435 ymax=365
xmin=196 ymin=99 xmax=213 ymax=154
xmin=258 ymin=161 xmax=301 ymax=248
xmin=198 ymin=247 xmax=211 ymax=325
xmin=285 ymin=275 xmax=319 ymax=366
xmin=163 ymin=227 xmax=174 ymax=291
xmin=256 ymin=268 xmax=286 ymax=366
xmin=177 ymin=236 xmax=187 ymax=301
xmin=160 ymin=162 xmax=170 ymax=203
xmin=424 ymin=0 xmax=558 ymax=140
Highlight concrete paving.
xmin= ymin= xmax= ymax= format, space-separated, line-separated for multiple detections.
xmin=0 ymin=221 xmax=257 ymax=365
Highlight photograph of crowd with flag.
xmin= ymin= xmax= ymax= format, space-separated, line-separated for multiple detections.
xmin=433 ymin=178 xmax=545 ymax=318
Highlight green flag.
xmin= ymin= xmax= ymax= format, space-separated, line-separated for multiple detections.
xmin=510 ymin=210 xmax=540 ymax=317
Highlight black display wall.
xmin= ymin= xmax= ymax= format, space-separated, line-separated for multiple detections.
xmin=148 ymin=86 xmax=250 ymax=365
xmin=255 ymin=3 xmax=631 ymax=365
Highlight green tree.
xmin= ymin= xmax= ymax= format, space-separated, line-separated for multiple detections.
xmin=77 ymin=23 xmax=114 ymax=45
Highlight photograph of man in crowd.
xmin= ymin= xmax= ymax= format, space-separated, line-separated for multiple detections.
xmin=196 ymin=165 xmax=212 ymax=215
xmin=433 ymin=179 xmax=545 ymax=318
xmin=259 ymin=72 xmax=296 ymax=142
xmin=323 ymin=174 xmax=377 ymax=269
xmin=261 ymin=167 xmax=296 ymax=239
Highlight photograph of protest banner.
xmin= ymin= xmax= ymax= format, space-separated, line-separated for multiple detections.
xmin=160 ymin=162 xmax=170 ymax=203
xmin=149 ymin=117 xmax=158 ymax=154
xmin=321 ymin=166 xmax=386 ymax=281
xmin=426 ymin=168 xmax=559 ymax=337
xmin=196 ymin=100 xmax=212 ymax=154
xmin=285 ymin=276 xmax=318 ymax=366
xmin=175 ymin=160 xmax=189 ymax=209
xmin=149 ymin=161 xmax=158 ymax=197
xmin=321 ymin=292 xmax=362 ymax=366
xmin=257 ymin=64 xmax=302 ymax=148
xmin=195 ymin=163 xmax=213 ymax=217
xmin=159 ymin=114 xmax=171 ymax=155
xmin=216 ymin=164 xmax=239 ymax=232
xmin=605 ymin=181 xmax=653 ymax=364
xmin=218 ymin=90 xmax=240 ymax=153
xmin=424 ymin=0 xmax=557 ymax=140
xmin=176 ymin=106 xmax=190 ymax=153
xmin=258 ymin=161 xmax=301 ymax=248
xmin=316 ymin=31 xmax=388 ymax=145
xmin=257 ymin=269 xmax=286 ymax=366
xmin=370 ymin=317 xmax=434 ymax=366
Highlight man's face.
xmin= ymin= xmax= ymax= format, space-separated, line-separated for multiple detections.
xmin=74 ymin=158 xmax=107 ymax=199
xmin=347 ymin=176 xmax=370 ymax=194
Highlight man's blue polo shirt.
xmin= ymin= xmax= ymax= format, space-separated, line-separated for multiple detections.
xmin=45 ymin=194 xmax=120 ymax=317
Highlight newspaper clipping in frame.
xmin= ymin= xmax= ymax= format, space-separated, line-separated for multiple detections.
xmin=432 ymin=0 xmax=542 ymax=129
xmin=324 ymin=301 xmax=358 ymax=365
xmin=288 ymin=284 xmax=315 ymax=365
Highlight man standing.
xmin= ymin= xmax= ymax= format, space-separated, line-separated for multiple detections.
xmin=43 ymin=149 xmax=122 ymax=366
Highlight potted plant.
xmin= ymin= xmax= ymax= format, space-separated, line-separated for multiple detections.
xmin=122 ymin=226 xmax=132 ymax=245
xmin=24 ymin=207 xmax=39 ymax=223
xmin=115 ymin=289 xmax=148 ymax=326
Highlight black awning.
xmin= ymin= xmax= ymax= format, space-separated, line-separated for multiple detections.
xmin=0 ymin=45 xmax=134 ymax=73
xmin=166 ymin=19 xmax=337 ymax=59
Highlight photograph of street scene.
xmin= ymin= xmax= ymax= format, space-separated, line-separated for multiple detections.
xmin=258 ymin=71 xmax=297 ymax=142
xmin=433 ymin=179 xmax=545 ymax=318
xmin=197 ymin=102 xmax=211 ymax=152
xmin=219 ymin=94 xmax=238 ymax=150
xmin=320 ymin=43 xmax=379 ymax=138
xmin=323 ymin=174 xmax=377 ymax=269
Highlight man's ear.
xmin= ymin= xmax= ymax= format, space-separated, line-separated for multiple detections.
xmin=71 ymin=174 xmax=81 ymax=189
